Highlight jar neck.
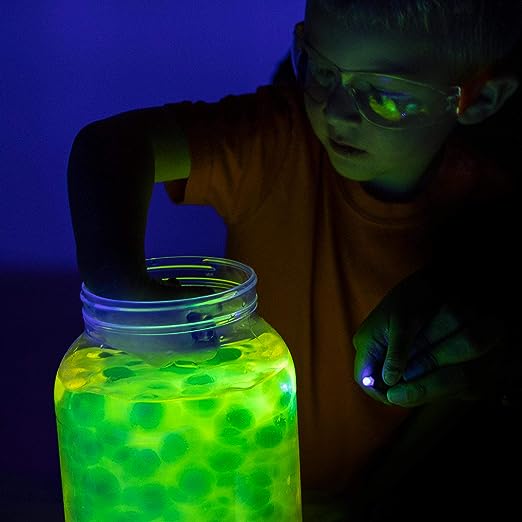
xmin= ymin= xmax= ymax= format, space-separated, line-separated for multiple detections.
xmin=80 ymin=257 xmax=257 ymax=354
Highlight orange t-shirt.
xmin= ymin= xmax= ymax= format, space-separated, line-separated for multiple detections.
xmin=164 ymin=85 xmax=510 ymax=492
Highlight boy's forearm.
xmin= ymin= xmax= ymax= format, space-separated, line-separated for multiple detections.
xmin=67 ymin=121 xmax=155 ymax=297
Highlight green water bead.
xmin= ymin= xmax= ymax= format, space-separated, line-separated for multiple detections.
xmin=186 ymin=374 xmax=214 ymax=385
xmin=249 ymin=470 xmax=273 ymax=488
xmin=98 ymin=422 xmax=129 ymax=447
xmin=69 ymin=392 xmax=105 ymax=426
xmin=255 ymin=425 xmax=284 ymax=448
xmin=177 ymin=467 xmax=214 ymax=501
xmin=122 ymin=448 xmax=161 ymax=478
xmin=184 ymin=398 xmax=220 ymax=416
xmin=207 ymin=347 xmax=242 ymax=365
xmin=113 ymin=446 xmax=133 ymax=465
xmin=218 ymin=427 xmax=248 ymax=447
xmin=122 ymin=483 xmax=167 ymax=518
xmin=273 ymin=414 xmax=287 ymax=432
xmin=68 ymin=428 xmax=103 ymax=465
xmin=160 ymin=433 xmax=189 ymax=462
xmin=279 ymin=390 xmax=293 ymax=408
xmin=129 ymin=402 xmax=164 ymax=429
xmin=206 ymin=505 xmax=235 ymax=522
xmin=225 ymin=407 xmax=253 ymax=430
xmin=209 ymin=450 xmax=244 ymax=472
xmin=236 ymin=475 xmax=271 ymax=510
xmin=162 ymin=506 xmax=184 ymax=521
xmin=82 ymin=467 xmax=121 ymax=504
xmin=103 ymin=366 xmax=136 ymax=382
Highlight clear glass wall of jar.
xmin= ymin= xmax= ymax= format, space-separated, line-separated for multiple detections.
xmin=54 ymin=256 xmax=302 ymax=521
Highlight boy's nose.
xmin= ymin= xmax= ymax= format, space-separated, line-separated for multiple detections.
xmin=324 ymin=84 xmax=362 ymax=125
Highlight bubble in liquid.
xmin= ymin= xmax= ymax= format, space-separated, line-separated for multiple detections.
xmin=225 ymin=408 xmax=253 ymax=430
xmin=209 ymin=450 xmax=244 ymax=472
xmin=69 ymin=392 xmax=105 ymax=426
xmin=255 ymin=425 xmax=284 ymax=448
xmin=123 ymin=448 xmax=161 ymax=478
xmin=160 ymin=433 xmax=189 ymax=462
xmin=177 ymin=467 xmax=214 ymax=501
xmin=103 ymin=366 xmax=136 ymax=382
xmin=130 ymin=402 xmax=164 ymax=429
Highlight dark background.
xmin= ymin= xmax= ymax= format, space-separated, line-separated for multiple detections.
xmin=0 ymin=2 xmax=303 ymax=519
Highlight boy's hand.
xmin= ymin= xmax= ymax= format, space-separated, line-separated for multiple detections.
xmin=86 ymin=275 xmax=211 ymax=301
xmin=352 ymin=270 xmax=512 ymax=407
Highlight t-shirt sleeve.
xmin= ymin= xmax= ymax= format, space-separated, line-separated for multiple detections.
xmin=163 ymin=86 xmax=299 ymax=225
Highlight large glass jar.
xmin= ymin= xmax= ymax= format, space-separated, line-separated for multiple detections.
xmin=54 ymin=256 xmax=302 ymax=521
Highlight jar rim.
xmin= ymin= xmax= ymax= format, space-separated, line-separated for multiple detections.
xmin=81 ymin=255 xmax=257 ymax=312
xmin=80 ymin=256 xmax=258 ymax=338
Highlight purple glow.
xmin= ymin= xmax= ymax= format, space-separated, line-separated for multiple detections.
xmin=362 ymin=376 xmax=375 ymax=387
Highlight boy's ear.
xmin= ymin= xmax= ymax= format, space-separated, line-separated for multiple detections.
xmin=457 ymin=75 xmax=519 ymax=125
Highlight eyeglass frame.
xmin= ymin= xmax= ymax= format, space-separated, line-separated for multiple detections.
xmin=290 ymin=21 xmax=464 ymax=130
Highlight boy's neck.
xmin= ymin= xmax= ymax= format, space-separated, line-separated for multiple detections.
xmin=361 ymin=146 xmax=446 ymax=203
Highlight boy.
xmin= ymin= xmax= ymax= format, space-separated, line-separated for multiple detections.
xmin=68 ymin=0 xmax=521 ymax=518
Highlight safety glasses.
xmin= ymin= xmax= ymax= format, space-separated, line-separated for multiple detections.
xmin=291 ymin=22 xmax=465 ymax=130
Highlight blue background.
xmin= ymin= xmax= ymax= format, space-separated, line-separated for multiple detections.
xmin=0 ymin=2 xmax=304 ymax=518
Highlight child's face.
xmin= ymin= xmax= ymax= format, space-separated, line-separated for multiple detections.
xmin=303 ymin=7 xmax=460 ymax=195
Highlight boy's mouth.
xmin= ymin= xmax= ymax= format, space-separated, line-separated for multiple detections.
xmin=328 ymin=138 xmax=367 ymax=157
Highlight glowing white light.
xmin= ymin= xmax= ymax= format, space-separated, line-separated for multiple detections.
xmin=362 ymin=376 xmax=375 ymax=387
xmin=280 ymin=383 xmax=290 ymax=392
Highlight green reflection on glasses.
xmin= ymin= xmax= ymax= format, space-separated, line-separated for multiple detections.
xmin=292 ymin=23 xmax=462 ymax=130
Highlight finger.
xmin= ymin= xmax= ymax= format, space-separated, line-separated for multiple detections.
xmin=387 ymin=364 xmax=469 ymax=407
xmin=354 ymin=335 xmax=388 ymax=385
xmin=381 ymin=276 xmax=442 ymax=386
xmin=406 ymin=303 xmax=461 ymax=360
xmin=404 ymin=327 xmax=493 ymax=381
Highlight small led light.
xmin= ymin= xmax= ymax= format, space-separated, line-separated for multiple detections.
xmin=362 ymin=375 xmax=375 ymax=387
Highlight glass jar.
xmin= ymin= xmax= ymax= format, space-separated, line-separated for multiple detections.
xmin=54 ymin=256 xmax=302 ymax=521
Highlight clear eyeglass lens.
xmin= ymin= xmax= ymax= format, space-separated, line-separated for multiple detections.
xmin=300 ymin=48 xmax=453 ymax=128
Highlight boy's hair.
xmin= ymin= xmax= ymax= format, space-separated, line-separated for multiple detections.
xmin=306 ymin=0 xmax=522 ymax=82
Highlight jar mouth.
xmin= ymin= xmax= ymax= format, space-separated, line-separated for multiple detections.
xmin=80 ymin=256 xmax=258 ymax=335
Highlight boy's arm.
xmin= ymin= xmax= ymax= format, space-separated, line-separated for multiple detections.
xmin=67 ymin=107 xmax=190 ymax=299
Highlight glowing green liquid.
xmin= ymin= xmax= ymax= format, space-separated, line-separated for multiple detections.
xmin=54 ymin=333 xmax=302 ymax=521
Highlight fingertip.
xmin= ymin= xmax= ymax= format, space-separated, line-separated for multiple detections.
xmin=382 ymin=370 xmax=401 ymax=386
